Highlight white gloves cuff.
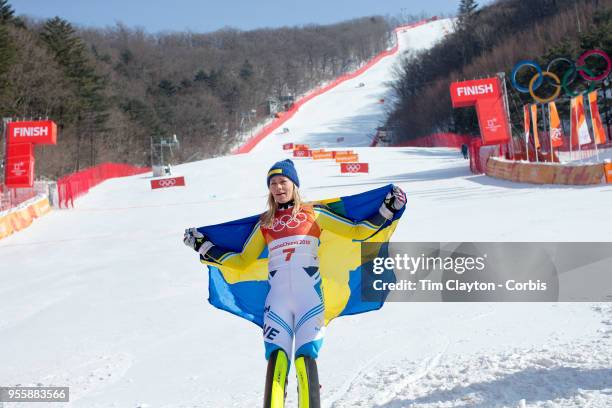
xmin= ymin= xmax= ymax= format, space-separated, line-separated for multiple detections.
xmin=198 ymin=241 xmax=214 ymax=256
xmin=379 ymin=204 xmax=394 ymax=220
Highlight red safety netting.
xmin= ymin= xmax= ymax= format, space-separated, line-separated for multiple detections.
xmin=393 ymin=133 xmax=471 ymax=148
xmin=57 ymin=163 xmax=150 ymax=208
xmin=232 ymin=18 xmax=438 ymax=154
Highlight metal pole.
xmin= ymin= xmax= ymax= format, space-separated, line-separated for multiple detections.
xmin=548 ymin=103 xmax=555 ymax=162
xmin=1 ymin=118 xmax=8 ymax=187
xmin=576 ymin=97 xmax=583 ymax=162
xmin=558 ymin=103 xmax=569 ymax=164
xmin=534 ymin=104 xmax=539 ymax=163
xmin=570 ymin=98 xmax=574 ymax=162
xmin=542 ymin=104 xmax=550 ymax=162
xmin=601 ymin=80 xmax=611 ymax=142
xmin=160 ymin=139 xmax=164 ymax=170
xmin=500 ymin=72 xmax=515 ymax=159
xmin=587 ymin=92 xmax=600 ymax=162
xmin=524 ymin=106 xmax=529 ymax=162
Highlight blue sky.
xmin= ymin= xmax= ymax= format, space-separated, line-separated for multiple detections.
xmin=13 ymin=0 xmax=493 ymax=33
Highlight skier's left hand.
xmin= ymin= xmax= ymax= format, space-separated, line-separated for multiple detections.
xmin=379 ymin=185 xmax=406 ymax=219
xmin=183 ymin=228 xmax=213 ymax=255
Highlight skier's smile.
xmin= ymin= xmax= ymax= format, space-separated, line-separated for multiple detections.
xmin=269 ymin=175 xmax=294 ymax=204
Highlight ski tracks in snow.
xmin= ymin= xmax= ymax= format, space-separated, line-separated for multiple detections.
xmin=328 ymin=305 xmax=612 ymax=408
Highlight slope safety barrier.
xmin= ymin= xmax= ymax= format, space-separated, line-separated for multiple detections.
xmin=58 ymin=163 xmax=150 ymax=208
xmin=0 ymin=195 xmax=51 ymax=240
xmin=486 ymin=157 xmax=605 ymax=185
xmin=232 ymin=18 xmax=439 ymax=154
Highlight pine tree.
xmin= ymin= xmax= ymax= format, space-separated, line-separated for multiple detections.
xmin=194 ymin=69 xmax=208 ymax=82
xmin=239 ymin=59 xmax=254 ymax=80
xmin=0 ymin=0 xmax=15 ymax=24
xmin=0 ymin=23 xmax=15 ymax=85
xmin=458 ymin=0 xmax=479 ymax=16
xmin=0 ymin=1 xmax=17 ymax=104
xmin=41 ymin=17 xmax=109 ymax=169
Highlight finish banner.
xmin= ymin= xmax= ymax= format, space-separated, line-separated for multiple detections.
xmin=7 ymin=120 xmax=57 ymax=145
xmin=6 ymin=142 xmax=33 ymax=157
xmin=450 ymin=77 xmax=511 ymax=145
xmin=588 ymin=91 xmax=607 ymax=145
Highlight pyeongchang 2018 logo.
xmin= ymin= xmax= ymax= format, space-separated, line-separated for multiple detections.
xmin=271 ymin=213 xmax=307 ymax=232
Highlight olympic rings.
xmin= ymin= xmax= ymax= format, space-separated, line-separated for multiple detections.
xmin=158 ymin=178 xmax=176 ymax=187
xmin=546 ymin=57 xmax=576 ymax=87
xmin=562 ymin=66 xmax=596 ymax=97
xmin=529 ymin=72 xmax=561 ymax=104
xmin=511 ymin=60 xmax=542 ymax=93
xmin=577 ymin=49 xmax=612 ymax=81
xmin=511 ymin=49 xmax=611 ymax=101
xmin=271 ymin=212 xmax=307 ymax=232
xmin=346 ymin=164 xmax=362 ymax=172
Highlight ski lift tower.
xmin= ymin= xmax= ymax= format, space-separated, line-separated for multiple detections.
xmin=151 ymin=134 xmax=180 ymax=177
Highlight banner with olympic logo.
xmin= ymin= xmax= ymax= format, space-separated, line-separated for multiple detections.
xmin=151 ymin=176 xmax=186 ymax=189
xmin=340 ymin=163 xmax=369 ymax=173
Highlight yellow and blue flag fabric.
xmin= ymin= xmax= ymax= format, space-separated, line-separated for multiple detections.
xmin=196 ymin=184 xmax=404 ymax=328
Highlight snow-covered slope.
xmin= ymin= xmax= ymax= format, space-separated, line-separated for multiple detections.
xmin=252 ymin=19 xmax=454 ymax=152
xmin=1 ymin=19 xmax=611 ymax=408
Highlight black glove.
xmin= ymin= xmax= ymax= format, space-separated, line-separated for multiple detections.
xmin=183 ymin=228 xmax=213 ymax=255
xmin=379 ymin=185 xmax=407 ymax=220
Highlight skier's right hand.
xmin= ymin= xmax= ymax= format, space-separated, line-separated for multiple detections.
xmin=183 ymin=228 xmax=213 ymax=256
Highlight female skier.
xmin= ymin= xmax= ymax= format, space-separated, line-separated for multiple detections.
xmin=184 ymin=159 xmax=406 ymax=407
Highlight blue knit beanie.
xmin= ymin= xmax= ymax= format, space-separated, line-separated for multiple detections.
xmin=267 ymin=159 xmax=300 ymax=187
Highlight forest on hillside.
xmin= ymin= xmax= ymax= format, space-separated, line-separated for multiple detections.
xmin=387 ymin=0 xmax=612 ymax=143
xmin=0 ymin=0 xmax=395 ymax=178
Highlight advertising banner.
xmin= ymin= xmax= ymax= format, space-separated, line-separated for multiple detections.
xmin=340 ymin=163 xmax=369 ymax=173
xmin=530 ymin=104 xmax=540 ymax=149
xmin=588 ymin=91 xmax=607 ymax=145
xmin=293 ymin=149 xmax=312 ymax=158
xmin=335 ymin=154 xmax=359 ymax=163
xmin=570 ymin=95 xmax=592 ymax=146
xmin=150 ymin=176 xmax=186 ymax=190
xmin=548 ymin=102 xmax=564 ymax=147
xmin=312 ymin=151 xmax=334 ymax=160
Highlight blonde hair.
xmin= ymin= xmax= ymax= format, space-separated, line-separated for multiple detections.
xmin=260 ymin=186 xmax=304 ymax=228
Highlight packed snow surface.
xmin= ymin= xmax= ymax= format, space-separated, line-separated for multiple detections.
xmin=1 ymin=18 xmax=611 ymax=408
